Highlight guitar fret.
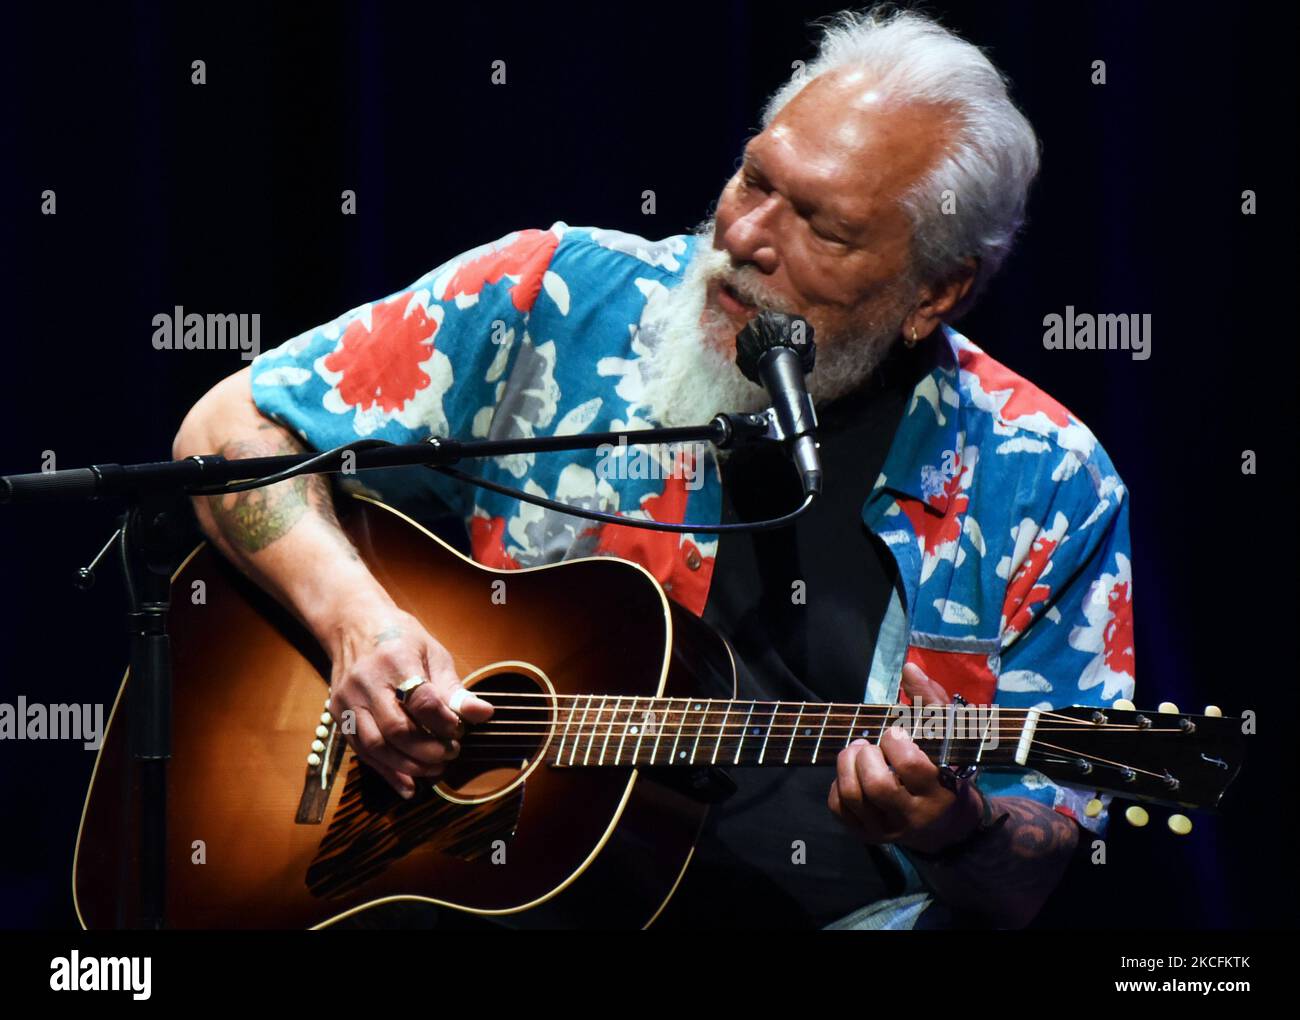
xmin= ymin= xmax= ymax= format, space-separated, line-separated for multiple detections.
xmin=630 ymin=698 xmax=650 ymax=765
xmin=734 ymin=701 xmax=756 ymax=765
xmin=613 ymin=701 xmax=634 ymax=764
xmin=975 ymin=706 xmax=994 ymax=767
xmin=876 ymin=703 xmax=893 ymax=745
xmin=614 ymin=697 xmax=636 ymax=765
xmin=569 ymin=695 xmax=595 ymax=766
xmin=599 ymin=696 xmax=620 ymax=765
xmin=668 ymin=699 xmax=688 ymax=764
xmin=812 ymin=703 xmax=832 ymax=763
xmin=844 ymin=704 xmax=862 ymax=748
xmin=650 ymin=697 xmax=671 ymax=765
xmin=689 ymin=699 xmax=710 ymax=765
xmin=583 ymin=696 xmax=606 ymax=766
xmin=758 ymin=702 xmax=778 ymax=764
xmin=556 ymin=698 xmax=577 ymax=763
xmin=712 ymin=701 xmax=732 ymax=764
xmin=784 ymin=703 xmax=805 ymax=764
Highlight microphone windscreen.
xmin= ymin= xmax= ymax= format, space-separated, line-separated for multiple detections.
xmin=734 ymin=312 xmax=816 ymax=382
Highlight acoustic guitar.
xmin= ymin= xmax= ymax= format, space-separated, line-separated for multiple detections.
xmin=73 ymin=494 xmax=1246 ymax=929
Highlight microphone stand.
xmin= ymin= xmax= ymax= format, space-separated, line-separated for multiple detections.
xmin=0 ymin=410 xmax=780 ymax=929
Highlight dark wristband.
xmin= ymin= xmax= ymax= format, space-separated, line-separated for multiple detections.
xmin=905 ymin=782 xmax=1010 ymax=864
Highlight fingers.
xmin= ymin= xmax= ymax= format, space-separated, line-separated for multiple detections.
xmin=367 ymin=692 xmax=458 ymax=765
xmin=900 ymin=662 xmax=951 ymax=706
xmin=330 ymin=629 xmax=472 ymax=796
xmin=832 ymin=739 xmax=909 ymax=841
xmin=402 ymin=643 xmax=493 ymax=737
xmin=352 ymin=708 xmax=444 ymax=799
xmin=404 ymin=680 xmax=492 ymax=740
xmin=878 ymin=723 xmax=940 ymax=796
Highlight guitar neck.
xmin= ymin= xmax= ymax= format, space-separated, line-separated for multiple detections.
xmin=531 ymin=696 xmax=1030 ymax=769
xmin=467 ymin=691 xmax=1244 ymax=809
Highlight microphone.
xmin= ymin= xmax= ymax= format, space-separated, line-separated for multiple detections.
xmin=734 ymin=311 xmax=822 ymax=497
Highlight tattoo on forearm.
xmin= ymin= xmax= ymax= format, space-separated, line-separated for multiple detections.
xmin=207 ymin=435 xmax=310 ymax=553
xmin=1000 ymin=797 xmax=1078 ymax=861
xmin=909 ymin=796 xmax=1079 ymax=927
xmin=205 ymin=425 xmax=362 ymax=561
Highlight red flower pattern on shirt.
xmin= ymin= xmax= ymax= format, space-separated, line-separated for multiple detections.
xmin=441 ymin=228 xmax=560 ymax=312
xmin=322 ymin=294 xmax=439 ymax=413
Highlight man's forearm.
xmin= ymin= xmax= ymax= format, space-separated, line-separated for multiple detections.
xmin=174 ymin=370 xmax=399 ymax=652
xmin=905 ymin=794 xmax=1080 ymax=928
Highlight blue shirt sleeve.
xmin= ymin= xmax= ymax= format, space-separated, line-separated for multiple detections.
xmin=247 ymin=224 xmax=569 ymax=519
xmin=978 ymin=464 xmax=1136 ymax=838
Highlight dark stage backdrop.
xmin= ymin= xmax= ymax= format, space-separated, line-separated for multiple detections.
xmin=1 ymin=0 xmax=1294 ymax=929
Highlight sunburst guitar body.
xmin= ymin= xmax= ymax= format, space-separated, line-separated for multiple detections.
xmin=73 ymin=495 xmax=1245 ymax=929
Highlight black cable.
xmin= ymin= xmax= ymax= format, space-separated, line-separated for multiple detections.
xmin=428 ymin=464 xmax=815 ymax=534
xmin=186 ymin=435 xmax=817 ymax=533
xmin=186 ymin=439 xmax=392 ymax=495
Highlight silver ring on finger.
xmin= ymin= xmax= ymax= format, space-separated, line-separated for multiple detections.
xmin=395 ymin=675 xmax=428 ymax=707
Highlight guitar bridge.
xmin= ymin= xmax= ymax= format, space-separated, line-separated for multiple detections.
xmin=296 ymin=696 xmax=347 ymax=824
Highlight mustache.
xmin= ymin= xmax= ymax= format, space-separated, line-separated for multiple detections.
xmin=719 ymin=267 xmax=795 ymax=315
xmin=690 ymin=225 xmax=795 ymax=316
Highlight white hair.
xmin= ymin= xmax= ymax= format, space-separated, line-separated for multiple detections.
xmin=761 ymin=5 xmax=1041 ymax=317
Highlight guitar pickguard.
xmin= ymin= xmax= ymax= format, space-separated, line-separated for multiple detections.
xmin=305 ymin=759 xmax=523 ymax=900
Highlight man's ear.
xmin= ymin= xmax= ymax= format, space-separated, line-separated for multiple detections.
xmin=904 ymin=257 xmax=977 ymax=342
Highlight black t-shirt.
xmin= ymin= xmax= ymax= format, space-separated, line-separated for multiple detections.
xmin=656 ymin=337 xmax=937 ymax=929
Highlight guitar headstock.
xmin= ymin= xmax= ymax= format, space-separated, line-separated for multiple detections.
xmin=1028 ymin=702 xmax=1246 ymax=817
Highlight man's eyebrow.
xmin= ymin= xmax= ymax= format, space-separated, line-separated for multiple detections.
xmin=744 ymin=147 xmax=865 ymax=239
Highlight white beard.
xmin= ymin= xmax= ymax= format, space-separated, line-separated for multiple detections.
xmin=633 ymin=221 xmax=905 ymax=430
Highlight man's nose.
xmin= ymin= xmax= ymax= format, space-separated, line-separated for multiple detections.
xmin=721 ymin=198 xmax=780 ymax=275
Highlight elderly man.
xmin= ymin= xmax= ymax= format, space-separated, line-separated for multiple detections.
xmin=173 ymin=7 xmax=1134 ymax=929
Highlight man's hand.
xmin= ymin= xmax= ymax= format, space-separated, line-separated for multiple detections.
xmin=829 ymin=662 xmax=1083 ymax=927
xmin=174 ymin=367 xmax=496 ymax=799
xmin=327 ymin=607 xmax=494 ymax=798
xmin=827 ymin=662 xmax=981 ymax=854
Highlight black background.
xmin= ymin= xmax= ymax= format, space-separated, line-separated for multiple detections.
xmin=1 ymin=0 xmax=1295 ymax=929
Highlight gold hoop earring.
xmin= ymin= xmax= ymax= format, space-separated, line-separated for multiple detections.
xmin=906 ymin=325 xmax=919 ymax=348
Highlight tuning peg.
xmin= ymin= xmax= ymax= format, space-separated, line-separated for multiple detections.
xmin=1113 ymin=699 xmax=1136 ymax=711
xmin=1158 ymin=702 xmax=1179 ymax=714
xmin=1167 ymin=814 xmax=1193 ymax=836
xmin=1124 ymin=805 xmax=1150 ymax=827
xmin=1084 ymin=798 xmax=1103 ymax=818
xmin=1204 ymin=705 xmax=1222 ymax=717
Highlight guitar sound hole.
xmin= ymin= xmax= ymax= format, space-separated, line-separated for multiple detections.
xmin=435 ymin=667 xmax=553 ymax=802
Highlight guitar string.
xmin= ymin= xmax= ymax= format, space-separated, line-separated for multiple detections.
xmin=455 ymin=692 xmax=1157 ymax=730
xmin=444 ymin=730 xmax=1171 ymax=780
xmin=387 ymin=694 xmax=1176 ymax=735
xmin=454 ymin=738 xmax=1167 ymax=776
xmin=420 ymin=750 xmax=1134 ymax=783
xmin=462 ymin=703 xmax=1133 ymax=727
xmin=349 ymin=694 xmax=1208 ymax=782
xmin=456 ymin=724 xmax=1149 ymax=735
xmin=458 ymin=701 xmax=1122 ymax=730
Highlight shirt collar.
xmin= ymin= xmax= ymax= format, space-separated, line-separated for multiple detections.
xmin=868 ymin=323 xmax=963 ymax=517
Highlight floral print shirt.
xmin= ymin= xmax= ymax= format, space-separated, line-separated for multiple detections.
xmin=250 ymin=222 xmax=1137 ymax=843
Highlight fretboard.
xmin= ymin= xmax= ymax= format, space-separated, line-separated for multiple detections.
xmin=520 ymin=696 xmax=1032 ymax=769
